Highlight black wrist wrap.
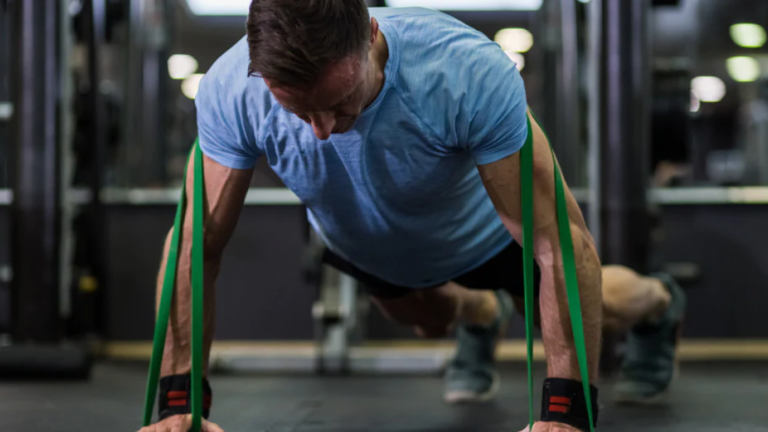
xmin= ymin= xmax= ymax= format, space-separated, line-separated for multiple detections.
xmin=540 ymin=378 xmax=599 ymax=431
xmin=158 ymin=374 xmax=212 ymax=421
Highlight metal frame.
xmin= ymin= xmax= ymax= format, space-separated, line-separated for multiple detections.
xmin=586 ymin=0 xmax=602 ymax=255
xmin=100 ymin=187 xmax=303 ymax=205
xmin=556 ymin=0 xmax=583 ymax=184
xmin=58 ymin=0 xmax=76 ymax=320
xmin=5 ymin=186 xmax=768 ymax=206
xmin=650 ymin=187 xmax=768 ymax=205
xmin=312 ymin=265 xmax=359 ymax=374
xmin=10 ymin=0 xmax=62 ymax=342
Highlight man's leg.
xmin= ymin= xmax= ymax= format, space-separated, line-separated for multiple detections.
xmin=371 ymin=282 xmax=515 ymax=403
xmin=371 ymin=282 xmax=498 ymax=339
xmin=322 ymin=246 xmax=507 ymax=340
xmin=441 ymin=243 xmax=536 ymax=403
xmin=601 ymin=266 xmax=687 ymax=404
xmin=506 ymin=265 xmax=686 ymax=404
xmin=602 ymin=265 xmax=671 ymax=333
xmin=322 ymin=245 xmax=516 ymax=403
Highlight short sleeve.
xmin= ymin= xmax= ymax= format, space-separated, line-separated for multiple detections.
xmin=195 ymin=74 xmax=259 ymax=170
xmin=458 ymin=44 xmax=529 ymax=166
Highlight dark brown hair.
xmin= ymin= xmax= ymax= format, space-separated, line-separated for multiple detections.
xmin=246 ymin=0 xmax=371 ymax=88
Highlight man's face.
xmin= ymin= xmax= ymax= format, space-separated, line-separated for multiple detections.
xmin=266 ymin=54 xmax=370 ymax=140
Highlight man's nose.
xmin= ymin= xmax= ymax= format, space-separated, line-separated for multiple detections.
xmin=310 ymin=112 xmax=336 ymax=140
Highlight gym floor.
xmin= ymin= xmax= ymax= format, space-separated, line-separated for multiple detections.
xmin=3 ymin=360 xmax=767 ymax=431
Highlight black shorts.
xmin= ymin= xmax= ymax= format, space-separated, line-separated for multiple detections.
xmin=322 ymin=242 xmax=542 ymax=300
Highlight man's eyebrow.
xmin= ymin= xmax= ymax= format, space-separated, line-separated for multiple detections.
xmin=330 ymin=94 xmax=353 ymax=108
xmin=282 ymin=103 xmax=303 ymax=114
xmin=283 ymin=89 xmax=354 ymax=114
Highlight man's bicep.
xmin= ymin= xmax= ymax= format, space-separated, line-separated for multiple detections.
xmin=183 ymin=147 xmax=253 ymax=259
xmin=477 ymin=112 xmax=559 ymax=242
xmin=195 ymin=75 xmax=259 ymax=170
xmin=477 ymin=151 xmax=523 ymax=237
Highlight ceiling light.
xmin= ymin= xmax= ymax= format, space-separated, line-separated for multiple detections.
xmin=690 ymin=90 xmax=700 ymax=113
xmin=182 ymin=74 xmax=205 ymax=99
xmin=185 ymin=0 xmax=544 ymax=15
xmin=185 ymin=0 xmax=249 ymax=16
xmin=726 ymin=56 xmax=761 ymax=83
xmin=730 ymin=23 xmax=767 ymax=49
xmin=495 ymin=28 xmax=534 ymax=53
xmin=386 ymin=0 xmax=543 ymax=10
xmin=691 ymin=76 xmax=726 ymax=103
xmin=168 ymin=54 xmax=199 ymax=80
xmin=505 ymin=51 xmax=525 ymax=71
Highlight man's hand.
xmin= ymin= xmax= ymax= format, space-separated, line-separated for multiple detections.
xmin=518 ymin=422 xmax=584 ymax=432
xmin=137 ymin=414 xmax=224 ymax=432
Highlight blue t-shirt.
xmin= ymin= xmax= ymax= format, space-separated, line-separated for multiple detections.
xmin=196 ymin=7 xmax=529 ymax=288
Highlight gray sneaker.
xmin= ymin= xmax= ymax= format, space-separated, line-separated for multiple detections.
xmin=444 ymin=290 xmax=514 ymax=404
xmin=615 ymin=273 xmax=686 ymax=404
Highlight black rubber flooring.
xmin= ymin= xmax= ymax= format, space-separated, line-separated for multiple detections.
xmin=2 ymin=361 xmax=768 ymax=431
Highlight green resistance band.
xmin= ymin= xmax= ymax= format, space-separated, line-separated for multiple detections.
xmin=520 ymin=112 xmax=595 ymax=432
xmin=140 ymin=117 xmax=590 ymax=432
xmin=142 ymin=138 xmax=205 ymax=432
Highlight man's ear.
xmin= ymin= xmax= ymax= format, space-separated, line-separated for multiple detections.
xmin=370 ymin=17 xmax=379 ymax=46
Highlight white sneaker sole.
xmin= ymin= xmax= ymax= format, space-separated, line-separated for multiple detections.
xmin=444 ymin=371 xmax=500 ymax=404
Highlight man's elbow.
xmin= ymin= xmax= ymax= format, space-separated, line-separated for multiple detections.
xmin=173 ymin=224 xmax=227 ymax=264
xmin=533 ymin=222 xmax=600 ymax=269
xmin=203 ymin=229 xmax=228 ymax=264
xmin=569 ymin=222 xmax=600 ymax=269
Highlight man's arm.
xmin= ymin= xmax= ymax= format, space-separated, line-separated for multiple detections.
xmin=157 ymin=147 xmax=252 ymax=379
xmin=477 ymin=111 xmax=602 ymax=410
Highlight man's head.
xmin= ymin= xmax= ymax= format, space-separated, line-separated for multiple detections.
xmin=247 ymin=0 xmax=380 ymax=139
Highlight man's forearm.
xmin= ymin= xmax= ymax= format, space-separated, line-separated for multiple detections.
xmin=156 ymin=227 xmax=219 ymax=378
xmin=537 ymin=223 xmax=602 ymax=382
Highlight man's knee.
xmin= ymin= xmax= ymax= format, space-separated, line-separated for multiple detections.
xmin=371 ymin=286 xmax=459 ymax=339
xmin=601 ymin=265 xmax=641 ymax=312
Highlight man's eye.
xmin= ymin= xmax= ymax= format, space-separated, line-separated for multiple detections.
xmin=335 ymin=97 xmax=352 ymax=109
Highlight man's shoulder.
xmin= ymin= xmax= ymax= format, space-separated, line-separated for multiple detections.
xmin=204 ymin=37 xmax=247 ymax=86
xmin=377 ymin=7 xmax=488 ymax=52
xmin=385 ymin=7 xmax=502 ymax=93
xmin=369 ymin=6 xmax=447 ymax=21
xmin=383 ymin=8 xmax=508 ymax=134
xmin=199 ymin=36 xmax=272 ymax=106
xmin=195 ymin=37 xmax=281 ymax=154
xmin=196 ymin=37 xmax=277 ymax=133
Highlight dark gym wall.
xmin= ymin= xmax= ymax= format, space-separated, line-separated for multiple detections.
xmin=102 ymin=203 xmax=768 ymax=341
xmin=106 ymin=205 xmax=315 ymax=340
xmin=0 ymin=209 xmax=8 ymax=331
xmin=659 ymin=205 xmax=768 ymax=338
xmin=0 ymin=0 xmax=9 ymax=188
xmin=0 ymin=2 xmax=12 ymax=331
xmin=0 ymin=0 xmax=10 ymax=332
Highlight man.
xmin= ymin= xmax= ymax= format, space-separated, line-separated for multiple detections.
xmin=139 ymin=2 xmax=685 ymax=432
